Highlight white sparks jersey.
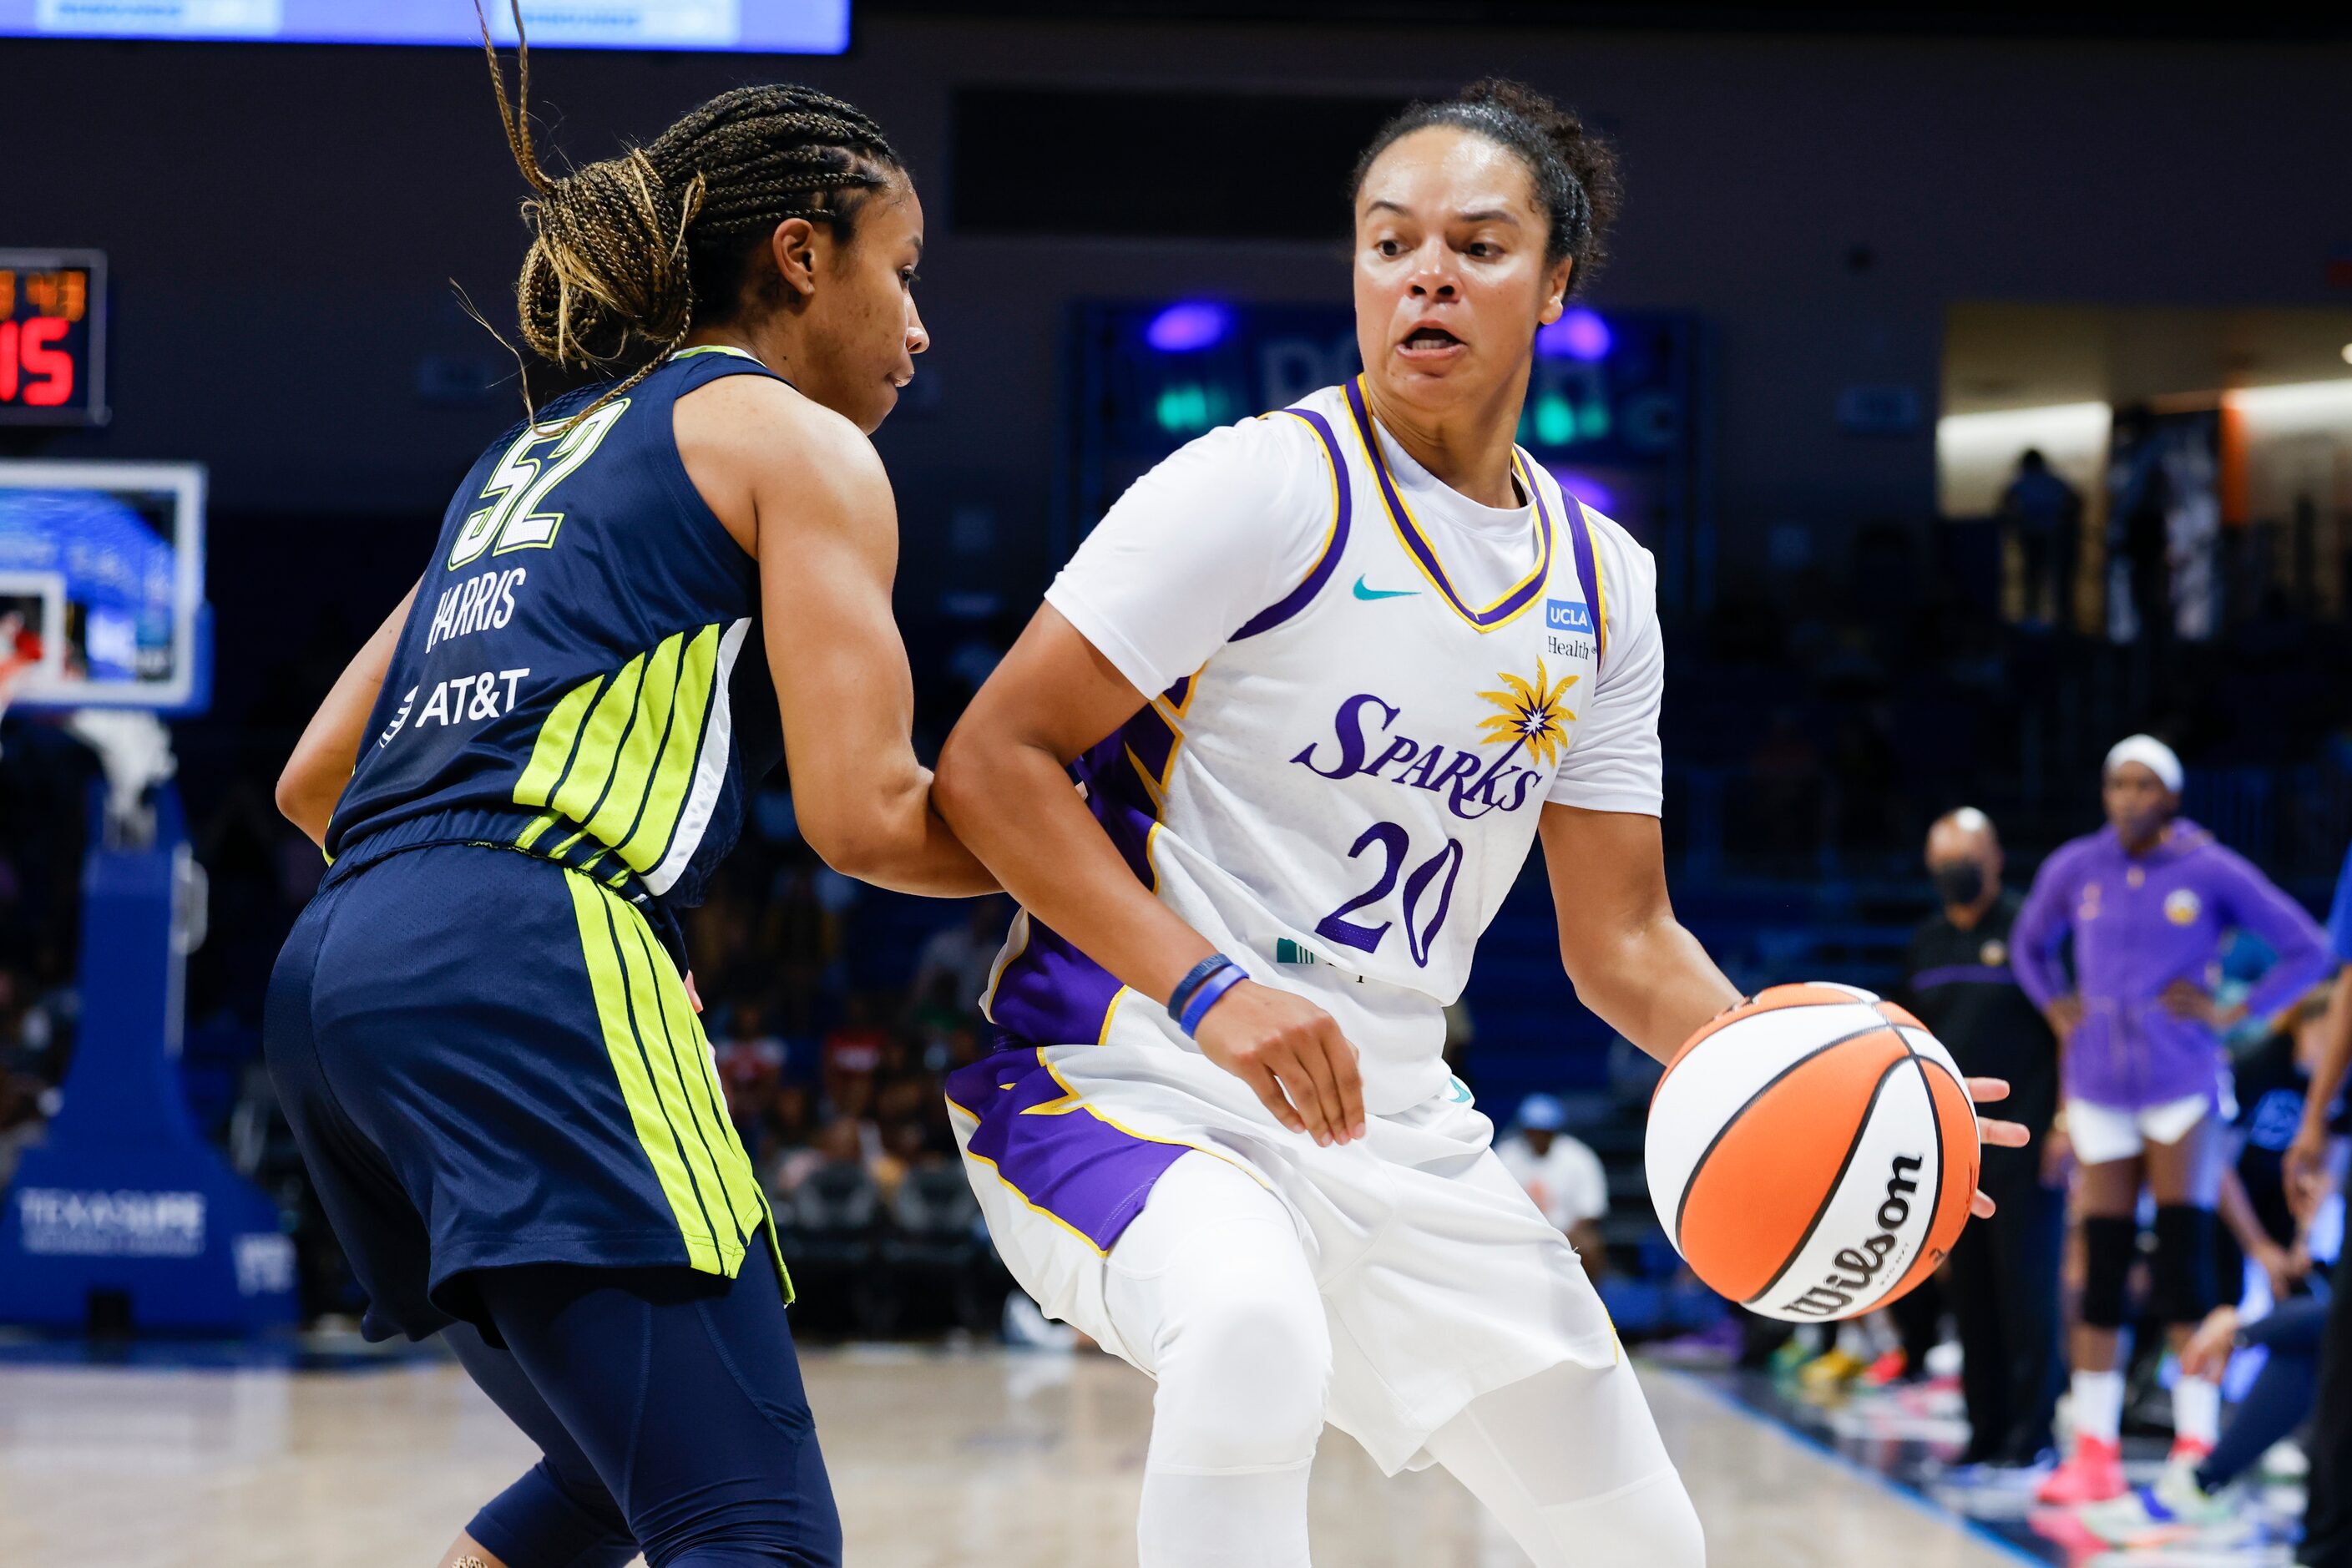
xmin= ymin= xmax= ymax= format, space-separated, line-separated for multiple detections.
xmin=984 ymin=378 xmax=1667 ymax=1114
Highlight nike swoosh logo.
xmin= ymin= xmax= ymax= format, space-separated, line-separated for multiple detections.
xmin=1353 ymin=575 xmax=1419 ymax=601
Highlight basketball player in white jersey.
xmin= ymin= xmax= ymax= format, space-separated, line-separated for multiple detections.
xmin=933 ymin=82 xmax=2026 ymax=1567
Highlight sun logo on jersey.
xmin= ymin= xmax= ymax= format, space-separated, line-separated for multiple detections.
xmin=1475 ymin=660 xmax=1579 ymax=769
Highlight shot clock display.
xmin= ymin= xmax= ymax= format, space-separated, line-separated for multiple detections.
xmin=0 ymin=250 xmax=107 ymax=427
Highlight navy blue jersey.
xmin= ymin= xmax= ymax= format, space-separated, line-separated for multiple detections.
xmin=327 ymin=346 xmax=785 ymax=914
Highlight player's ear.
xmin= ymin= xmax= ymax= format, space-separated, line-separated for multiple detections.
xmin=768 ymin=217 xmax=822 ymax=303
xmin=1540 ymin=257 xmax=1573 ymax=324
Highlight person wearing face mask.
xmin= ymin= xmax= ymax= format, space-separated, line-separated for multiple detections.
xmin=1901 ymin=807 xmax=2065 ymax=1472
xmin=2015 ymin=736 xmax=2332 ymax=1505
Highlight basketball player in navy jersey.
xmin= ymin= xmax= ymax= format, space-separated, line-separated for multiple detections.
xmin=266 ymin=21 xmax=986 ymax=1568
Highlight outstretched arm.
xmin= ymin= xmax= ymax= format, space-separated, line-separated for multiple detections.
xmin=276 ymin=580 xmax=417 ymax=847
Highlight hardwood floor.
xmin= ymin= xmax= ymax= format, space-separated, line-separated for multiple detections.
xmin=0 ymin=1348 xmax=2021 ymax=1566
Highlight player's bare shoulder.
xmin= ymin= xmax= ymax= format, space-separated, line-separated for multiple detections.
xmin=674 ymin=369 xmax=893 ymax=555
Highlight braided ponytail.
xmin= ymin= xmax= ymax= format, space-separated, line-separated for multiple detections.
xmin=472 ymin=1 xmax=899 ymax=417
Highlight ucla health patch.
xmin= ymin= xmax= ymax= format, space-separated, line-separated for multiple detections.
xmin=1544 ymin=598 xmax=1596 ymax=663
xmin=1545 ymin=599 xmax=1594 ymax=635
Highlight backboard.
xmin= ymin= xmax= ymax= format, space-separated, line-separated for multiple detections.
xmin=0 ymin=461 xmax=209 ymax=715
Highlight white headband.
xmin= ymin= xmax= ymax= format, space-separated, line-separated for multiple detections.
xmin=2104 ymin=734 xmax=2183 ymax=793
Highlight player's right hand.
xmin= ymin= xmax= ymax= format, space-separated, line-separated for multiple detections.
xmin=1192 ymin=979 xmax=1367 ymax=1146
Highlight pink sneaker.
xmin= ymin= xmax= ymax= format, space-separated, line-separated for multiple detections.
xmin=2036 ymin=1436 xmax=2127 ymax=1504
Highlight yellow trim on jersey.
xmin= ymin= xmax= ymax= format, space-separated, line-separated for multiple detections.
xmin=672 ymin=344 xmax=763 ymax=365
xmin=566 ymin=870 xmax=789 ymax=1297
xmin=1345 ymin=377 xmax=1551 ymax=634
xmin=1252 ymin=407 xmax=1346 ymax=627
xmin=511 ymin=625 xmax=729 ymax=878
xmin=1582 ymin=505 xmax=1610 ymax=657
xmin=945 ymin=1095 xmax=1120 ymax=1259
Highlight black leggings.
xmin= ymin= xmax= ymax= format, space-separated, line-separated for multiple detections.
xmin=447 ymin=1240 xmax=841 ymax=1568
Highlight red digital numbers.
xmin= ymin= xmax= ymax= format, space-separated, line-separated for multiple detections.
xmin=0 ymin=261 xmax=95 ymax=417
xmin=0 ymin=317 xmax=75 ymax=407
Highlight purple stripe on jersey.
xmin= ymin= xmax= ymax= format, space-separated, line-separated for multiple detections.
xmin=1562 ymin=493 xmax=1607 ymax=670
xmin=1124 ymin=702 xmax=1179 ymax=786
xmin=986 ymin=919 xmax=1127 ymax=1050
xmin=1344 ymin=378 xmax=1553 ymax=630
xmin=1234 ymin=407 xmax=1353 ymax=640
xmin=1911 ymin=964 xmax=2016 ymax=990
xmin=945 ymin=1049 xmax=1191 ymax=1252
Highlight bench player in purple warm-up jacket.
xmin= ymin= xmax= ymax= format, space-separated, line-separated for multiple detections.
xmin=2013 ymin=734 xmax=2330 ymax=1505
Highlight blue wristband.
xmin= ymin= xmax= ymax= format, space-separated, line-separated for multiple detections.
xmin=1167 ymin=955 xmax=1236 ymax=1022
xmin=1177 ymin=963 xmax=1249 ymax=1037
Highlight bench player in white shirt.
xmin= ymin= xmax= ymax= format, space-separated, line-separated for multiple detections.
xmin=934 ymin=81 xmax=2026 ymax=1568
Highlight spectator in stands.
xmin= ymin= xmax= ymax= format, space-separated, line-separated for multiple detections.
xmin=714 ymin=1002 xmax=789 ymax=1153
xmin=821 ymin=994 xmax=889 ymax=1119
xmin=763 ymin=1084 xmax=825 ymax=1199
xmin=2284 ymin=837 xmax=2352 ymax=1568
xmin=2000 ymin=448 xmax=2083 ymax=629
xmin=908 ymin=895 xmax=1011 ymax=1017
xmin=1903 ymin=807 xmax=2065 ymax=1469
xmin=908 ymin=970 xmax=975 ymax=1074
xmin=1495 ymin=1094 xmax=1608 ymax=1283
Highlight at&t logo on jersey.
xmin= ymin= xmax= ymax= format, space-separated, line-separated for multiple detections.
xmin=1290 ymin=660 xmax=1581 ymax=822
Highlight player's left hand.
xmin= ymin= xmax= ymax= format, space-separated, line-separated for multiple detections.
xmin=1965 ymin=1077 xmax=2031 ymax=1218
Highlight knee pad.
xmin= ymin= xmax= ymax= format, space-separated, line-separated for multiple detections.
xmin=2080 ymin=1216 xmax=2138 ymax=1329
xmin=1151 ymin=1284 xmax=1332 ymax=1472
xmin=2152 ymin=1205 xmax=2218 ymax=1324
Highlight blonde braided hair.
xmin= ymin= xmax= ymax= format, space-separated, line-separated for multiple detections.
xmin=473 ymin=1 xmax=898 ymax=422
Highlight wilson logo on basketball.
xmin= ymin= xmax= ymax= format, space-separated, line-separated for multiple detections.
xmin=1778 ymin=1155 xmax=1926 ymax=1318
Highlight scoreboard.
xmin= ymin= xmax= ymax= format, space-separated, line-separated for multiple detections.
xmin=0 ymin=250 xmax=106 ymax=427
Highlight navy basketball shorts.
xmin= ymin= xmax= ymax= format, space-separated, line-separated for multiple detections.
xmin=263 ymin=842 xmax=782 ymax=1340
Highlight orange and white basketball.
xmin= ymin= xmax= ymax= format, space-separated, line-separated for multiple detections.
xmin=1645 ymin=983 xmax=1978 ymax=1323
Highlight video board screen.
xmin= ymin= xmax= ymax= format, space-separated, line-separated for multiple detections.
xmin=0 ymin=462 xmax=209 ymax=715
xmin=0 ymin=2 xmax=848 ymax=52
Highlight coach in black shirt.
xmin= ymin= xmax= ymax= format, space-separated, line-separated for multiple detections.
xmin=1901 ymin=807 xmax=2065 ymax=1469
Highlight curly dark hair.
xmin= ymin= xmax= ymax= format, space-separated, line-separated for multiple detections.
xmin=1350 ymin=78 xmax=1621 ymax=295
xmin=473 ymin=1 xmax=902 ymax=412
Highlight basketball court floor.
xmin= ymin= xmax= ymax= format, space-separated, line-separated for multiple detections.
xmin=0 ymin=1343 xmax=2056 ymax=1568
